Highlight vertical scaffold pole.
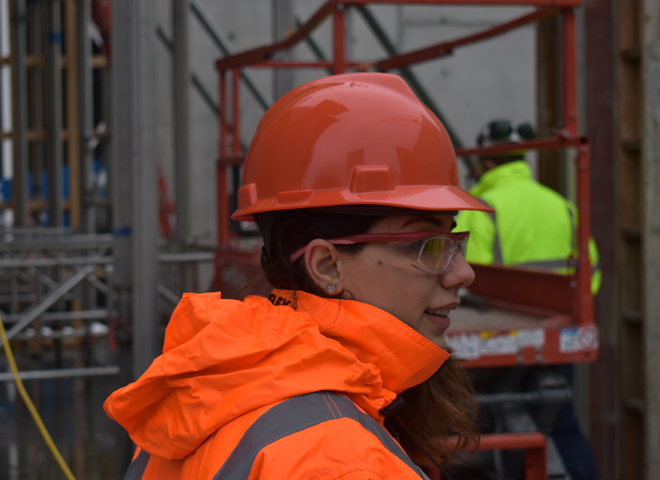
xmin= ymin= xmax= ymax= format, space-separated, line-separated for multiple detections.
xmin=562 ymin=8 xmax=578 ymax=137
xmin=173 ymin=0 xmax=191 ymax=247
xmin=9 ymin=0 xmax=29 ymax=225
xmin=173 ymin=0 xmax=192 ymax=292
xmin=78 ymin=0 xmax=95 ymax=233
xmin=44 ymin=0 xmax=64 ymax=227
xmin=65 ymin=0 xmax=81 ymax=230
xmin=333 ymin=3 xmax=345 ymax=74
xmin=564 ymin=7 xmax=592 ymax=325
xmin=232 ymin=69 xmax=241 ymax=159
xmin=217 ymin=69 xmax=229 ymax=248
xmin=576 ymin=143 xmax=593 ymax=325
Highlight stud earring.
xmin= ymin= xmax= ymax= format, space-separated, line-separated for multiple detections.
xmin=326 ymin=285 xmax=337 ymax=294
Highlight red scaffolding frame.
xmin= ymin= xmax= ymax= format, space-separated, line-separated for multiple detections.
xmin=215 ymin=0 xmax=594 ymax=369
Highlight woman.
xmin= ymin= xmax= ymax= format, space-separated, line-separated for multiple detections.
xmin=105 ymin=73 xmax=494 ymax=480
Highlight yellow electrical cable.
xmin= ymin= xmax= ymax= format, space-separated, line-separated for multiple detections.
xmin=0 ymin=314 xmax=77 ymax=480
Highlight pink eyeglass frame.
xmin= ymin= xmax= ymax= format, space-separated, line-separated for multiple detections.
xmin=288 ymin=231 xmax=470 ymax=263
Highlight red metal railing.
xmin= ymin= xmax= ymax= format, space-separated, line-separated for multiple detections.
xmin=427 ymin=432 xmax=548 ymax=479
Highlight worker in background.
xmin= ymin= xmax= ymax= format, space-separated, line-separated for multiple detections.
xmin=104 ymin=73 xmax=489 ymax=479
xmin=456 ymin=119 xmax=600 ymax=480
xmin=457 ymin=119 xmax=601 ymax=293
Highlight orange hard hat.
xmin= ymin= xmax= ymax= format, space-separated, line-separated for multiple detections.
xmin=232 ymin=73 xmax=493 ymax=221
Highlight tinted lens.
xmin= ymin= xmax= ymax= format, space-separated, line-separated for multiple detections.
xmin=419 ymin=237 xmax=452 ymax=272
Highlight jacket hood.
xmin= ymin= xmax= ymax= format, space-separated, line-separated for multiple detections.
xmin=104 ymin=290 xmax=449 ymax=459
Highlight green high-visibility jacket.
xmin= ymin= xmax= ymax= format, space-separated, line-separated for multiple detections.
xmin=455 ymin=161 xmax=601 ymax=294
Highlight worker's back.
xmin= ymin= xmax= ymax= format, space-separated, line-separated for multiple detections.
xmin=457 ymin=160 xmax=575 ymax=268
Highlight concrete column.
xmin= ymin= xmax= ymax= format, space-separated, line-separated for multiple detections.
xmin=642 ymin=1 xmax=660 ymax=478
xmin=272 ymin=0 xmax=294 ymax=99
xmin=111 ymin=0 xmax=158 ymax=379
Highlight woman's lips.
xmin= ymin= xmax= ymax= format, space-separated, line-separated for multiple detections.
xmin=424 ymin=311 xmax=451 ymax=330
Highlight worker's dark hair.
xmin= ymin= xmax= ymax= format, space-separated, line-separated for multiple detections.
xmin=255 ymin=208 xmax=375 ymax=296
xmin=236 ymin=206 xmax=479 ymax=466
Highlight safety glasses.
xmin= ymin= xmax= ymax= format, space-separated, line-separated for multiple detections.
xmin=288 ymin=231 xmax=470 ymax=274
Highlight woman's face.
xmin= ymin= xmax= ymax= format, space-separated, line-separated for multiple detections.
xmin=338 ymin=215 xmax=474 ymax=347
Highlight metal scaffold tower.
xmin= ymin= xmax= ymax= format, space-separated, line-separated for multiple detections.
xmin=0 ymin=0 xmax=118 ymax=383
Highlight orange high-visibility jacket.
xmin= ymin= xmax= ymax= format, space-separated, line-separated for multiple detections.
xmin=104 ymin=289 xmax=450 ymax=480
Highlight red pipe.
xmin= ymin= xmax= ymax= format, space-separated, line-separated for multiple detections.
xmin=333 ymin=3 xmax=346 ymax=74
xmin=456 ymin=135 xmax=583 ymax=157
xmin=219 ymin=70 xmax=228 ymax=159
xmin=576 ymin=143 xmax=593 ymax=325
xmin=249 ymin=60 xmax=371 ymax=69
xmin=431 ymin=433 xmax=548 ymax=479
xmin=345 ymin=0 xmax=579 ymax=5
xmin=215 ymin=1 xmax=335 ymax=70
xmin=218 ymin=70 xmax=230 ymax=248
xmin=475 ymin=432 xmax=547 ymax=450
xmin=232 ymin=69 xmax=241 ymax=158
xmin=376 ymin=8 xmax=555 ymax=71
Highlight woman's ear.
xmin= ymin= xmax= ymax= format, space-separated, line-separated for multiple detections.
xmin=304 ymin=239 xmax=343 ymax=294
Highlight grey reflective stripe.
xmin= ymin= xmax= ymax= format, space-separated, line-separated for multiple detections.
xmin=123 ymin=449 xmax=150 ymax=480
xmin=480 ymin=198 xmax=502 ymax=263
xmin=515 ymin=259 xmax=570 ymax=270
xmin=213 ymin=391 xmax=426 ymax=480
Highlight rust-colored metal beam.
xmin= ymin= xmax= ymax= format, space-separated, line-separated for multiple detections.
xmin=469 ymin=264 xmax=574 ymax=314
xmin=215 ymin=1 xmax=335 ymax=70
xmin=250 ymin=60 xmax=371 ymax=69
xmin=455 ymin=135 xmax=586 ymax=157
xmin=375 ymin=8 xmax=556 ymax=71
xmin=575 ymin=144 xmax=593 ymax=326
xmin=476 ymin=432 xmax=547 ymax=450
xmin=345 ymin=0 xmax=579 ymax=5
xmin=217 ymin=70 xmax=230 ymax=248
xmin=333 ymin=3 xmax=346 ymax=73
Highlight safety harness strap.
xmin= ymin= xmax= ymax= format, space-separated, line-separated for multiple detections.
xmin=212 ymin=391 xmax=429 ymax=480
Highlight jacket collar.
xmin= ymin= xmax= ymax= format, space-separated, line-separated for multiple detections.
xmin=272 ymin=289 xmax=451 ymax=396
xmin=469 ymin=160 xmax=531 ymax=198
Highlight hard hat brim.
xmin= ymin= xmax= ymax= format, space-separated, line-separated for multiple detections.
xmin=232 ymin=185 xmax=494 ymax=222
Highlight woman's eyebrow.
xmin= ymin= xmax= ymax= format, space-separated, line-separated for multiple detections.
xmin=400 ymin=216 xmax=448 ymax=229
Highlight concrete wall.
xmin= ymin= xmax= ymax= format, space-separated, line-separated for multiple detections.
xmin=152 ymin=1 xmax=537 ymax=247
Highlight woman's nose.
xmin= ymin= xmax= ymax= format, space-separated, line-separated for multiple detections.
xmin=440 ymin=253 xmax=475 ymax=290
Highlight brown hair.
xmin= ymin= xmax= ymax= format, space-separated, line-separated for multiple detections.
xmin=393 ymin=357 xmax=479 ymax=466
xmin=250 ymin=207 xmax=479 ymax=465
